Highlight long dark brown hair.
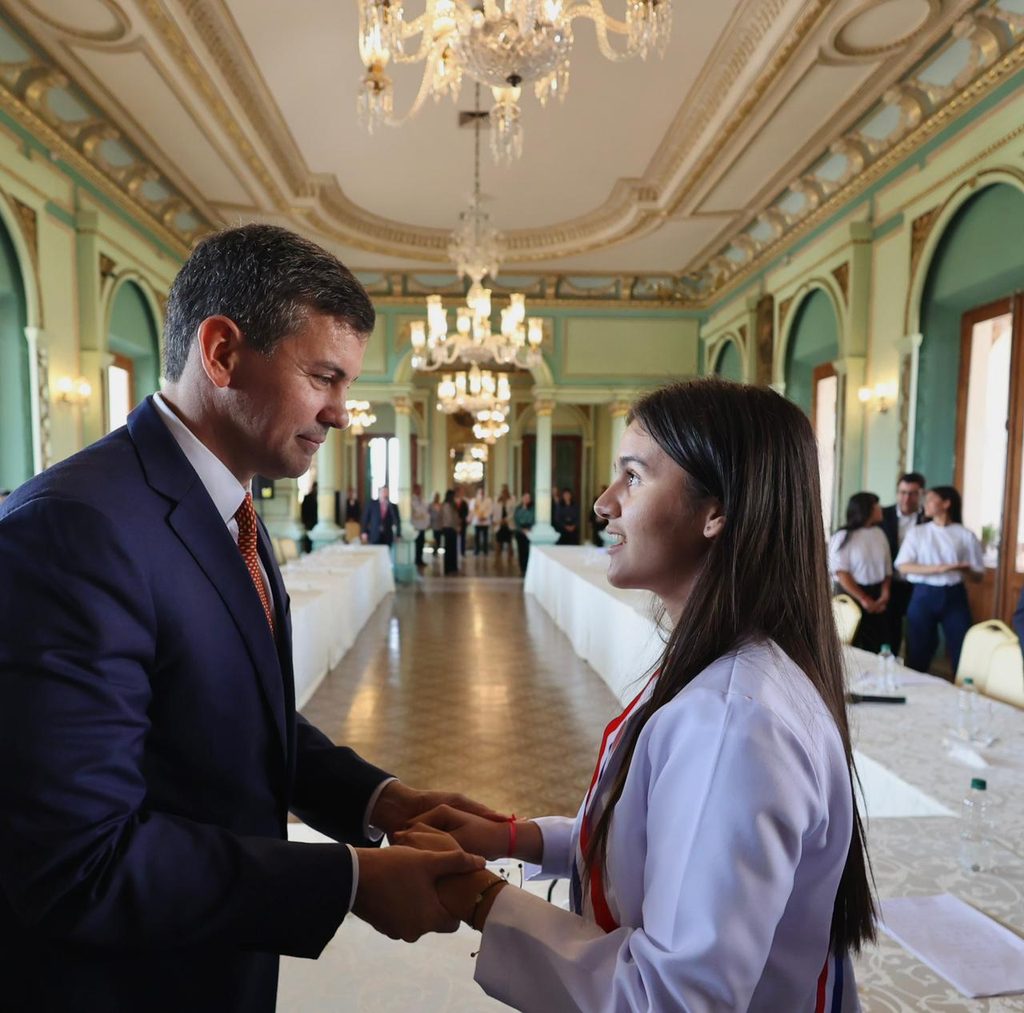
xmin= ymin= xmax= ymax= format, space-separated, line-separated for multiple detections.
xmin=584 ymin=378 xmax=875 ymax=954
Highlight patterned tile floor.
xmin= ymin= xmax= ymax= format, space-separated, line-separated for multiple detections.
xmin=300 ymin=549 xmax=620 ymax=817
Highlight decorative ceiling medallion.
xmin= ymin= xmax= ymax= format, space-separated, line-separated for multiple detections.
xmin=829 ymin=0 xmax=936 ymax=61
xmin=20 ymin=0 xmax=129 ymax=44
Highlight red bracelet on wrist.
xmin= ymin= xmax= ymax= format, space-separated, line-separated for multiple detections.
xmin=507 ymin=816 xmax=517 ymax=857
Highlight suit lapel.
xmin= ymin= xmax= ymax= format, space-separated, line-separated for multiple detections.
xmin=128 ymin=397 xmax=288 ymax=759
xmin=258 ymin=519 xmax=296 ymax=727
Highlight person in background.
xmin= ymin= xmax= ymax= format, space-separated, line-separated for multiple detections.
xmin=879 ymin=472 xmax=927 ymax=654
xmin=472 ymin=486 xmax=494 ymax=557
xmin=343 ymin=486 xmax=361 ymax=543
xmin=300 ymin=479 xmax=318 ymax=553
xmin=829 ymin=492 xmax=892 ymax=654
xmin=410 ymin=483 xmax=430 ymax=569
xmin=403 ymin=379 xmax=874 ymax=1011
xmin=455 ymin=490 xmax=469 ymax=557
xmin=493 ymin=484 xmax=515 ymax=563
xmin=895 ymin=485 xmax=983 ymax=673
xmin=513 ymin=491 xmax=535 ymax=577
xmin=554 ymin=488 xmax=580 ymax=545
xmin=428 ymin=492 xmax=443 ymax=562
xmin=441 ymin=489 xmax=460 ymax=576
xmin=0 ymin=489 xmax=10 ymax=505
xmin=361 ymin=485 xmax=401 ymax=546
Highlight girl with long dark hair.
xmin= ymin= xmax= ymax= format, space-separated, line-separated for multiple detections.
xmin=400 ymin=380 xmax=874 ymax=1011
xmin=829 ymin=492 xmax=892 ymax=653
xmin=894 ymin=485 xmax=983 ymax=672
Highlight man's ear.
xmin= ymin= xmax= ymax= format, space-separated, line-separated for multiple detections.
xmin=703 ymin=502 xmax=726 ymax=540
xmin=195 ymin=316 xmax=245 ymax=389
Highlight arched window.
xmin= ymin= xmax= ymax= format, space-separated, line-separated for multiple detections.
xmin=918 ymin=182 xmax=1024 ymax=622
xmin=107 ymin=280 xmax=160 ymax=432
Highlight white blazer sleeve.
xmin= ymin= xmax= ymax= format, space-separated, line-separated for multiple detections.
xmin=828 ymin=531 xmax=848 ymax=577
xmin=475 ymin=688 xmax=826 ymax=1011
xmin=529 ymin=816 xmax=575 ymax=880
xmin=965 ymin=530 xmax=984 ymax=572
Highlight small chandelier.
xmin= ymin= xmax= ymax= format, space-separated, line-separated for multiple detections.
xmin=357 ymin=0 xmax=672 ymax=163
xmin=411 ymin=84 xmax=544 ymax=373
xmin=473 ymin=408 xmax=510 ymax=444
xmin=435 ymin=364 xmax=511 ymax=415
xmin=345 ymin=399 xmax=377 ymax=434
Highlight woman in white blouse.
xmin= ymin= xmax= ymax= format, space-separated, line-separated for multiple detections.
xmin=399 ymin=379 xmax=874 ymax=1012
xmin=894 ymin=485 xmax=983 ymax=672
xmin=829 ymin=492 xmax=892 ymax=654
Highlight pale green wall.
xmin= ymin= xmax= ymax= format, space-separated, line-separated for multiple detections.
xmin=0 ymin=214 xmax=27 ymax=490
xmin=109 ymin=280 xmax=160 ymax=398
xmin=713 ymin=339 xmax=743 ymax=382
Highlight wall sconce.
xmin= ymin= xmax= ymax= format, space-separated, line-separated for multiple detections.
xmin=55 ymin=376 xmax=92 ymax=407
xmin=857 ymin=381 xmax=897 ymax=414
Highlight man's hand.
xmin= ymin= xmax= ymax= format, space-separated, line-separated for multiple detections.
xmin=410 ymin=805 xmax=511 ymax=860
xmin=370 ymin=781 xmax=508 ymax=837
xmin=352 ymin=844 xmax=484 ymax=942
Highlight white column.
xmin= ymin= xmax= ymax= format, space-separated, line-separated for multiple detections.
xmin=608 ymin=400 xmax=630 ymax=482
xmin=310 ymin=428 xmax=343 ymax=548
xmin=431 ymin=399 xmax=450 ymax=496
xmin=529 ymin=398 xmax=559 ymax=544
xmin=394 ymin=395 xmax=413 ymax=521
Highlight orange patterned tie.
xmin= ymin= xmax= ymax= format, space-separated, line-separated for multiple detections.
xmin=235 ymin=491 xmax=276 ymax=634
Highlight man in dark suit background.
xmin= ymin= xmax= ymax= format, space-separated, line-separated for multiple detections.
xmin=361 ymin=485 xmax=401 ymax=545
xmin=880 ymin=471 xmax=928 ymax=655
xmin=0 ymin=225 xmax=492 ymax=1012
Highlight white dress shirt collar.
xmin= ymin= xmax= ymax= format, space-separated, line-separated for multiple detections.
xmin=152 ymin=391 xmax=247 ymax=524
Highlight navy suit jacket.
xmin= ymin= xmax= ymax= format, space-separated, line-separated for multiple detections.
xmin=880 ymin=503 xmax=927 ymax=565
xmin=361 ymin=499 xmax=401 ymax=544
xmin=0 ymin=398 xmax=390 ymax=1012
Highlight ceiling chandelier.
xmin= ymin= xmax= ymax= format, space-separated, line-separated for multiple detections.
xmin=345 ymin=399 xmax=377 ymax=434
xmin=410 ymin=84 xmax=544 ymax=372
xmin=473 ymin=408 xmax=510 ymax=444
xmin=435 ymin=364 xmax=511 ymax=414
xmin=357 ymin=0 xmax=672 ymax=163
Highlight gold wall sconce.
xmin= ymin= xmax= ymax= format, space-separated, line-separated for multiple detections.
xmin=857 ymin=381 xmax=897 ymax=414
xmin=55 ymin=376 xmax=92 ymax=407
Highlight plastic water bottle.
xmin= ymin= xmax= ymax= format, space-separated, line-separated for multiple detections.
xmin=879 ymin=643 xmax=897 ymax=694
xmin=957 ymin=677 xmax=978 ymax=740
xmin=959 ymin=778 xmax=992 ymax=872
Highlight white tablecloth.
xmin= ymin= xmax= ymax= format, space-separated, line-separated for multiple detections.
xmin=523 ymin=545 xmax=665 ymax=703
xmin=524 ymin=546 xmax=1024 ymax=1009
xmin=281 ymin=544 xmax=395 ymax=708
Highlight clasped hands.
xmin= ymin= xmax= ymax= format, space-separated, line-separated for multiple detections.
xmin=352 ymin=781 xmax=537 ymax=943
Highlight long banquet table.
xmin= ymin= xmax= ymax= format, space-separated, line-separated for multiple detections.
xmin=280 ymin=543 xmax=394 ymax=708
xmin=525 ymin=545 xmax=1024 ymax=1010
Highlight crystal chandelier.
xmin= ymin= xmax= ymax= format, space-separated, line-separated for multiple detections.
xmin=345 ymin=399 xmax=377 ymax=434
xmin=435 ymin=364 xmax=511 ymax=415
xmin=411 ymin=84 xmax=543 ymax=372
xmin=357 ymin=1 xmax=672 ymax=162
xmin=473 ymin=408 xmax=510 ymax=444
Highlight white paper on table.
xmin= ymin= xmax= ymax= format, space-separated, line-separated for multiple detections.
xmin=879 ymin=894 xmax=1024 ymax=997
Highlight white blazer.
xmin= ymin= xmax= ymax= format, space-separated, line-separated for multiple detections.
xmin=475 ymin=640 xmax=859 ymax=1012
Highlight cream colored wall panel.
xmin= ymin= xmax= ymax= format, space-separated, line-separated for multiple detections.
xmin=74 ymin=48 xmax=251 ymax=206
xmin=361 ymin=316 xmax=388 ymax=375
xmin=563 ymin=318 xmax=698 ymax=378
xmin=700 ymin=64 xmax=869 ymax=214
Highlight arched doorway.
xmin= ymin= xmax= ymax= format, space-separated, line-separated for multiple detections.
xmin=106 ymin=280 xmax=160 ymax=431
xmin=917 ymin=182 xmax=1024 ymax=622
xmin=784 ymin=288 xmax=841 ymax=531
xmin=713 ymin=338 xmax=744 ymax=381
xmin=0 ymin=215 xmax=29 ymax=492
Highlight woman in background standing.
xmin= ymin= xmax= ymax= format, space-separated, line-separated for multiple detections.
xmin=895 ymin=485 xmax=983 ymax=672
xmin=829 ymin=492 xmax=892 ymax=654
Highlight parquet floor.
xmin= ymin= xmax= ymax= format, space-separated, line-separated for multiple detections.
xmin=300 ymin=549 xmax=620 ymax=818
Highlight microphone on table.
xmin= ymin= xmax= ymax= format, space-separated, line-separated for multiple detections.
xmin=846 ymin=692 xmax=906 ymax=704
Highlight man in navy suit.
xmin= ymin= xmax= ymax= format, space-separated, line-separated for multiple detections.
xmin=0 ymin=225 xmax=491 ymax=1012
xmin=361 ymin=485 xmax=401 ymax=545
xmin=880 ymin=471 xmax=928 ymax=655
